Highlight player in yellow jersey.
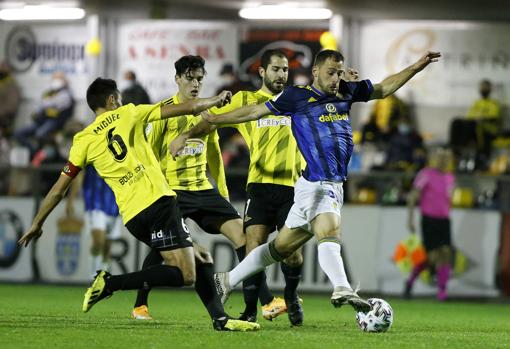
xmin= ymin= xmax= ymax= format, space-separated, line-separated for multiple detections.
xmin=171 ymin=50 xmax=306 ymax=325
xmin=130 ymin=55 xmax=248 ymax=320
xmin=17 ymin=77 xmax=259 ymax=332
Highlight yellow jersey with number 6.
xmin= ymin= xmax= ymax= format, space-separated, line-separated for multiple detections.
xmin=67 ymin=103 xmax=175 ymax=223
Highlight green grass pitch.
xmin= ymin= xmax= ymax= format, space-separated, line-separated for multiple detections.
xmin=0 ymin=284 xmax=509 ymax=349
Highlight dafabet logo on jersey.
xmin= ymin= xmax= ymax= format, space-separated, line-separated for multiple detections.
xmin=319 ymin=104 xmax=348 ymax=122
xmin=319 ymin=113 xmax=349 ymax=122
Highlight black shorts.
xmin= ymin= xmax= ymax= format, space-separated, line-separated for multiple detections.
xmin=175 ymin=189 xmax=241 ymax=235
xmin=421 ymin=215 xmax=452 ymax=252
xmin=243 ymin=183 xmax=294 ymax=231
xmin=125 ymin=196 xmax=192 ymax=251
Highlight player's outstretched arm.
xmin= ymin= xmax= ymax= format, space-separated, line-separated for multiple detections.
xmin=202 ymin=103 xmax=272 ymax=125
xmin=18 ymin=174 xmax=74 ymax=247
xmin=160 ymin=90 xmax=232 ymax=120
xmin=170 ymin=119 xmax=217 ymax=159
xmin=370 ymin=51 xmax=441 ymax=100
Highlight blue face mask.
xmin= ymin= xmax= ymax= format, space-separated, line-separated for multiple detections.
xmin=398 ymin=123 xmax=411 ymax=135
xmin=43 ymin=145 xmax=56 ymax=159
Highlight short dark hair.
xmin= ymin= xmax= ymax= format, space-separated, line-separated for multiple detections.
xmin=86 ymin=78 xmax=118 ymax=112
xmin=314 ymin=50 xmax=344 ymax=67
xmin=175 ymin=55 xmax=206 ymax=76
xmin=260 ymin=49 xmax=288 ymax=69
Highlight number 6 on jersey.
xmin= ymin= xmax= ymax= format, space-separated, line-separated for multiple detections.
xmin=107 ymin=127 xmax=128 ymax=161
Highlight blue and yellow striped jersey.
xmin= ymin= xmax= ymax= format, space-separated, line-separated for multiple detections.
xmin=265 ymin=81 xmax=373 ymax=182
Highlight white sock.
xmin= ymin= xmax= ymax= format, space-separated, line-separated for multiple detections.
xmin=229 ymin=242 xmax=278 ymax=286
xmin=91 ymin=254 xmax=102 ymax=277
xmin=317 ymin=241 xmax=351 ymax=289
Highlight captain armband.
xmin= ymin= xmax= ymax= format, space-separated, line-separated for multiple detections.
xmin=62 ymin=161 xmax=81 ymax=178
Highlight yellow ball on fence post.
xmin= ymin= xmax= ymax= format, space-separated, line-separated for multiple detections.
xmin=85 ymin=38 xmax=102 ymax=56
xmin=320 ymin=31 xmax=337 ymax=50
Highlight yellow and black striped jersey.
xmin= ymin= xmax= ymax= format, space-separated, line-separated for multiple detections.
xmin=145 ymin=94 xmax=223 ymax=193
xmin=67 ymin=103 xmax=175 ymax=223
xmin=211 ymin=89 xmax=305 ymax=188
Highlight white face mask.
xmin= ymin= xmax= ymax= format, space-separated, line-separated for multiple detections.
xmin=119 ymin=79 xmax=134 ymax=91
xmin=294 ymin=75 xmax=309 ymax=86
xmin=50 ymin=78 xmax=65 ymax=91
xmin=221 ymin=75 xmax=235 ymax=85
xmin=398 ymin=123 xmax=411 ymax=135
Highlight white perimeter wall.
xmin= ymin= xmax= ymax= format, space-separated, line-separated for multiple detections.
xmin=0 ymin=198 xmax=500 ymax=297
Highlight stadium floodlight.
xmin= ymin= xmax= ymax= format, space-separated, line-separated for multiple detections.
xmin=239 ymin=5 xmax=332 ymax=20
xmin=0 ymin=5 xmax=85 ymax=20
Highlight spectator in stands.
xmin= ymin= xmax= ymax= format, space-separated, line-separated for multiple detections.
xmin=121 ymin=71 xmax=151 ymax=105
xmin=0 ymin=61 xmax=20 ymax=194
xmin=215 ymin=63 xmax=251 ymax=164
xmin=385 ymin=115 xmax=425 ymax=171
xmin=216 ymin=63 xmax=252 ymax=96
xmin=467 ymin=79 xmax=501 ymax=121
xmin=372 ymin=94 xmax=409 ymax=135
xmin=292 ymin=68 xmax=311 ymax=86
xmin=466 ymin=79 xmax=501 ymax=161
xmin=13 ymin=72 xmax=74 ymax=157
xmin=0 ymin=61 xmax=20 ymax=137
xmin=361 ymin=112 xmax=387 ymax=145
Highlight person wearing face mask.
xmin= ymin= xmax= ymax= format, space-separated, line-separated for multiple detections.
xmin=385 ymin=115 xmax=426 ymax=171
xmin=215 ymin=63 xmax=252 ymax=96
xmin=13 ymin=71 xmax=75 ymax=157
xmin=372 ymin=94 xmax=409 ymax=136
xmin=120 ymin=71 xmax=151 ymax=105
xmin=213 ymin=64 xmax=253 ymax=169
xmin=467 ymin=79 xmax=501 ymax=120
xmin=466 ymin=79 xmax=501 ymax=163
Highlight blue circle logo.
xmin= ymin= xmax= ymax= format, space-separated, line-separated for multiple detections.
xmin=5 ymin=26 xmax=36 ymax=73
xmin=0 ymin=210 xmax=23 ymax=268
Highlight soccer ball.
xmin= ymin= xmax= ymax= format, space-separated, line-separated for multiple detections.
xmin=355 ymin=298 xmax=394 ymax=333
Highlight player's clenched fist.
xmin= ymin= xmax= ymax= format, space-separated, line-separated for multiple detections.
xmin=216 ymin=90 xmax=232 ymax=107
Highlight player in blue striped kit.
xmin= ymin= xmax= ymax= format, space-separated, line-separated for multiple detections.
xmin=206 ymin=49 xmax=441 ymax=314
xmin=67 ymin=165 xmax=122 ymax=276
